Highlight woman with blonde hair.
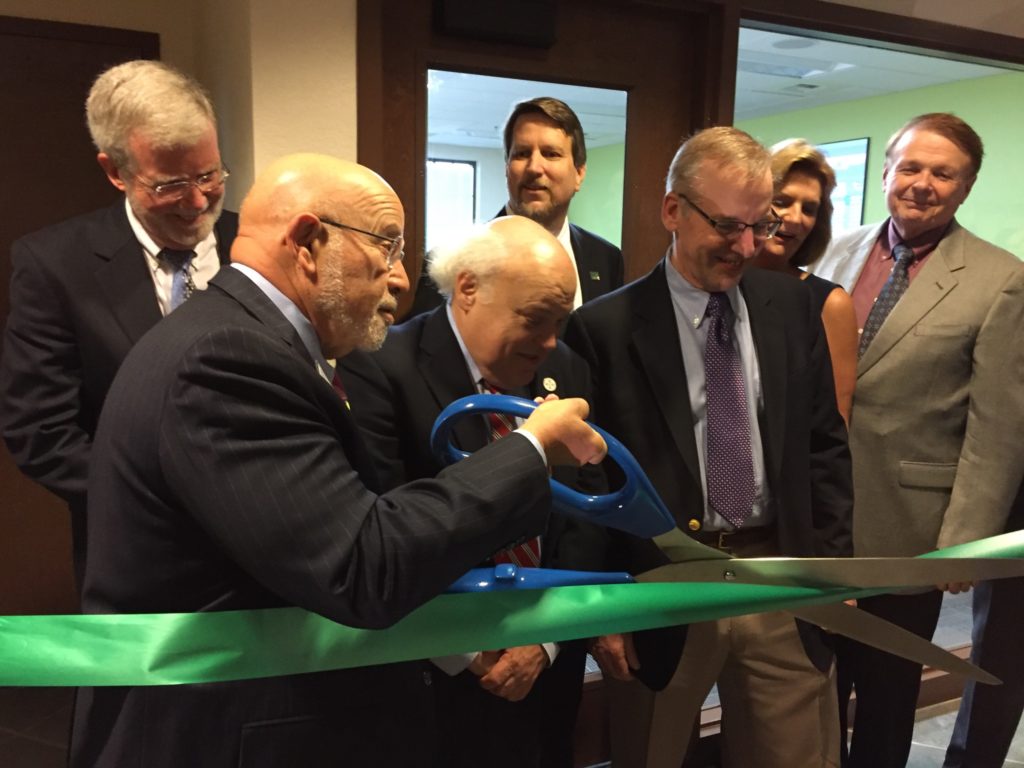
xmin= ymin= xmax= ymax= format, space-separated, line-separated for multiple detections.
xmin=754 ymin=138 xmax=857 ymax=423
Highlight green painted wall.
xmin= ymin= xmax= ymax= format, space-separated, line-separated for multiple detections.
xmin=541 ymin=72 xmax=1024 ymax=257
xmin=737 ymin=71 xmax=1024 ymax=258
xmin=571 ymin=142 xmax=625 ymax=247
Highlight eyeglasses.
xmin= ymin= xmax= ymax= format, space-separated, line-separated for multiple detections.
xmin=135 ymin=167 xmax=230 ymax=202
xmin=675 ymin=193 xmax=782 ymax=240
xmin=319 ymin=217 xmax=405 ymax=270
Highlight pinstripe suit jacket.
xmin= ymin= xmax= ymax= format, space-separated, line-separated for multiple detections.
xmin=814 ymin=220 xmax=1024 ymax=556
xmin=71 ymin=266 xmax=553 ymax=768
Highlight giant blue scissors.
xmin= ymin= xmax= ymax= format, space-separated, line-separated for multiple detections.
xmin=432 ymin=394 xmax=1023 ymax=683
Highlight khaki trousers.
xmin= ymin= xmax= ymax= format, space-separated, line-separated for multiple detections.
xmin=609 ymin=541 xmax=840 ymax=768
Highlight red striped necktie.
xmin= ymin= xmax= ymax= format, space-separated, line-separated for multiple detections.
xmin=481 ymin=380 xmax=542 ymax=567
xmin=331 ymin=370 xmax=350 ymax=410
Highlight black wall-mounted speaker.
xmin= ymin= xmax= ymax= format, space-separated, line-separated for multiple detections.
xmin=433 ymin=0 xmax=558 ymax=49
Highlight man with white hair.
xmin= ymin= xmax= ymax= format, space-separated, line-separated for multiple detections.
xmin=341 ymin=215 xmax=681 ymax=767
xmin=0 ymin=59 xmax=237 ymax=582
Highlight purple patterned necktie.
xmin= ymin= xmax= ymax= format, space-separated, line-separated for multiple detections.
xmin=704 ymin=292 xmax=756 ymax=529
xmin=859 ymin=243 xmax=915 ymax=358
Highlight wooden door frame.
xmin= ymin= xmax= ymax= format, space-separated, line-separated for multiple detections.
xmin=357 ymin=0 xmax=738 ymax=316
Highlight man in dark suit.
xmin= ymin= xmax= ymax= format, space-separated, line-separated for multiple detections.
xmin=342 ymin=215 xmax=674 ymax=767
xmin=410 ymin=96 xmax=623 ymax=316
xmin=70 ymin=153 xmax=607 ymax=768
xmin=0 ymin=60 xmax=237 ymax=581
xmin=564 ymin=127 xmax=853 ymax=768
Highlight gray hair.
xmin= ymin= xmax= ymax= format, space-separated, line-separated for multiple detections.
xmin=86 ymin=60 xmax=217 ymax=171
xmin=665 ymin=126 xmax=771 ymax=196
xmin=427 ymin=225 xmax=512 ymax=299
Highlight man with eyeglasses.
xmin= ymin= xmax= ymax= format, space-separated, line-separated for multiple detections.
xmin=810 ymin=113 xmax=1024 ymax=768
xmin=70 ymin=152 xmax=607 ymax=767
xmin=564 ymin=126 xmax=852 ymax=768
xmin=0 ymin=59 xmax=237 ymax=586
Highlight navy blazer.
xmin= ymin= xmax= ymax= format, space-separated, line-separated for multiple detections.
xmin=564 ymin=260 xmax=853 ymax=670
xmin=0 ymin=200 xmax=237 ymax=554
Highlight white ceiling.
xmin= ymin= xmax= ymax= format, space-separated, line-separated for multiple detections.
xmin=426 ymin=28 xmax=1012 ymax=150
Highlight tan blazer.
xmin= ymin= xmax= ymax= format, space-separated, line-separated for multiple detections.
xmin=815 ymin=220 xmax=1024 ymax=556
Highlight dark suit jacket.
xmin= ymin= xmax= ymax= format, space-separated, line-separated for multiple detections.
xmin=340 ymin=308 xmax=608 ymax=766
xmin=339 ymin=307 xmax=608 ymax=567
xmin=564 ymin=260 xmax=853 ymax=670
xmin=0 ymin=199 xmax=237 ymax=556
xmin=408 ymin=211 xmax=624 ymax=318
xmin=71 ymin=267 xmax=555 ymax=768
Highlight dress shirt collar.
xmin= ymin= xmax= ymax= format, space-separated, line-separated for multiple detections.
xmin=230 ymin=263 xmax=336 ymax=384
xmin=884 ymin=217 xmax=949 ymax=262
xmin=663 ymin=255 xmax=746 ymax=330
xmin=445 ymin=303 xmax=486 ymax=389
xmin=126 ymin=197 xmax=218 ymax=271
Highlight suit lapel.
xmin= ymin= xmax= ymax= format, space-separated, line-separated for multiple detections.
xmin=741 ymin=275 xmax=787 ymax=484
xmin=419 ymin=309 xmax=488 ymax=451
xmin=858 ymin=224 xmax=964 ymax=375
xmin=93 ymin=202 xmax=163 ymax=344
xmin=630 ymin=264 xmax=703 ymax=487
xmin=570 ymin=224 xmax=598 ymax=302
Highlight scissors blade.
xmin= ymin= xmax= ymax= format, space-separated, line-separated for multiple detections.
xmin=790 ymin=602 xmax=999 ymax=685
xmin=637 ymin=557 xmax=1024 ymax=589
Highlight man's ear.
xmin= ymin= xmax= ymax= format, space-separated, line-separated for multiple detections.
xmin=453 ymin=270 xmax=480 ymax=310
xmin=97 ymin=153 xmax=127 ymax=192
xmin=574 ymin=162 xmax=587 ymax=193
xmin=661 ymin=191 xmax=681 ymax=232
xmin=287 ymin=213 xmax=324 ymax=277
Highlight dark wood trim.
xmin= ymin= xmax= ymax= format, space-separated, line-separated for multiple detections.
xmin=737 ymin=0 xmax=1024 ymax=69
xmin=0 ymin=14 xmax=159 ymax=57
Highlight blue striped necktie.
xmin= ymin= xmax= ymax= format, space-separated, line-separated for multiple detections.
xmin=158 ymin=248 xmax=196 ymax=311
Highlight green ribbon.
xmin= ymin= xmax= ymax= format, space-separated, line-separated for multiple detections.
xmin=2 ymin=530 xmax=1022 ymax=687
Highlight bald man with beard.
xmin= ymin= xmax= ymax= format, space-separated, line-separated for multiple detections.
xmin=71 ymin=154 xmax=606 ymax=768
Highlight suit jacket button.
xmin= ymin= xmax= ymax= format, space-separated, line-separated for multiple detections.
xmin=688 ymin=519 xmax=701 ymax=531
xmin=422 ymin=670 xmax=432 ymax=686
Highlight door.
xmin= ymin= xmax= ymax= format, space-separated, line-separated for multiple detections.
xmin=357 ymin=0 xmax=734 ymax=317
xmin=0 ymin=15 xmax=158 ymax=613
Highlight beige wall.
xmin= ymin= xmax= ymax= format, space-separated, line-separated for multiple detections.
xmin=0 ymin=0 xmax=357 ymax=209
xmin=1 ymin=0 xmax=1020 ymax=207
xmin=825 ymin=0 xmax=1024 ymax=39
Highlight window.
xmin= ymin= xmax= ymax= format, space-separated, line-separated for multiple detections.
xmin=426 ymin=158 xmax=476 ymax=252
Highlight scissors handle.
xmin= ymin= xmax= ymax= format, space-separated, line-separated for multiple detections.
xmin=447 ymin=564 xmax=635 ymax=593
xmin=430 ymin=394 xmax=675 ymax=538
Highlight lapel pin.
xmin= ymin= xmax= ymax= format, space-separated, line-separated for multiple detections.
xmin=589 ymin=271 xmax=601 ymax=281
xmin=542 ymin=377 xmax=557 ymax=393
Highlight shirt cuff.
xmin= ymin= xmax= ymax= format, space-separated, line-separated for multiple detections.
xmin=431 ymin=652 xmax=476 ymax=676
xmin=514 ymin=427 xmax=547 ymax=466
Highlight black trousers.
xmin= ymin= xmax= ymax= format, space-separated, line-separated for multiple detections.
xmin=943 ymin=575 xmax=1024 ymax=768
xmin=837 ymin=590 xmax=944 ymax=768
xmin=430 ymin=641 xmax=587 ymax=768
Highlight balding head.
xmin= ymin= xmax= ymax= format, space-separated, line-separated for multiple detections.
xmin=232 ymin=153 xmax=408 ymax=358
xmin=434 ymin=215 xmax=576 ymax=389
